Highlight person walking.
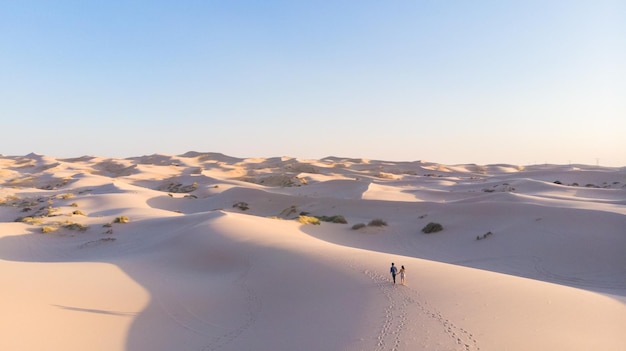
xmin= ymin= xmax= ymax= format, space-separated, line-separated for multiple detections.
xmin=390 ymin=263 xmax=398 ymax=284
xmin=399 ymin=265 xmax=406 ymax=285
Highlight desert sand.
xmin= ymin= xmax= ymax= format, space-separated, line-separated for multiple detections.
xmin=1 ymin=152 xmax=625 ymax=351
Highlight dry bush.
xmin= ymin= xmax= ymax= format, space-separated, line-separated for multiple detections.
xmin=113 ymin=216 xmax=130 ymax=223
xmin=41 ymin=226 xmax=57 ymax=233
xmin=233 ymin=202 xmax=250 ymax=211
xmin=63 ymin=221 xmax=88 ymax=232
xmin=351 ymin=223 xmax=366 ymax=230
xmin=317 ymin=215 xmax=348 ymax=224
xmin=422 ymin=222 xmax=443 ymax=234
xmin=72 ymin=210 xmax=87 ymax=216
xmin=298 ymin=215 xmax=320 ymax=225
xmin=15 ymin=216 xmax=43 ymax=225
xmin=368 ymin=219 xmax=387 ymax=227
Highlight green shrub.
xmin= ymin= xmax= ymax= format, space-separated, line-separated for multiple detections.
xmin=422 ymin=222 xmax=443 ymax=233
xmin=368 ymin=219 xmax=387 ymax=227
xmin=351 ymin=223 xmax=366 ymax=230
xmin=298 ymin=215 xmax=320 ymax=225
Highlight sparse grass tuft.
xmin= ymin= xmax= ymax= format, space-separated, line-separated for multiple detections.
xmin=63 ymin=221 xmax=88 ymax=232
xmin=422 ymin=222 xmax=443 ymax=234
xmin=41 ymin=226 xmax=57 ymax=233
xmin=113 ymin=215 xmax=130 ymax=223
xmin=15 ymin=216 xmax=43 ymax=225
xmin=298 ymin=215 xmax=320 ymax=225
xmin=72 ymin=210 xmax=87 ymax=216
xmin=60 ymin=193 xmax=74 ymax=200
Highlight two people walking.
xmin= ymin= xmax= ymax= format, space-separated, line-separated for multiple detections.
xmin=390 ymin=262 xmax=406 ymax=285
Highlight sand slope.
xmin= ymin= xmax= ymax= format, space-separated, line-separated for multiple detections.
xmin=1 ymin=153 xmax=625 ymax=350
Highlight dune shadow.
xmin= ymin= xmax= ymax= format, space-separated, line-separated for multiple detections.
xmin=0 ymin=213 xmax=371 ymax=351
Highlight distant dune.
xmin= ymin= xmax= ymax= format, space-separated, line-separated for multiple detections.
xmin=1 ymin=152 xmax=625 ymax=351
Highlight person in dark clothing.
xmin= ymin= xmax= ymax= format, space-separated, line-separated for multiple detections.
xmin=390 ymin=262 xmax=398 ymax=284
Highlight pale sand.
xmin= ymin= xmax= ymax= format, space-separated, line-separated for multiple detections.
xmin=1 ymin=152 xmax=625 ymax=350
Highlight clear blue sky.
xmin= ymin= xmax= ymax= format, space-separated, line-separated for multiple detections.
xmin=1 ymin=1 xmax=624 ymax=166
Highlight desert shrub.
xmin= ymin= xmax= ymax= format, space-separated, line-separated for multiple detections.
xmin=476 ymin=231 xmax=493 ymax=240
xmin=233 ymin=202 xmax=249 ymax=211
xmin=113 ymin=215 xmax=130 ymax=223
xmin=70 ymin=202 xmax=78 ymax=207
xmin=351 ymin=223 xmax=366 ymax=230
xmin=103 ymin=223 xmax=113 ymax=228
xmin=368 ymin=219 xmax=387 ymax=227
xmin=72 ymin=210 xmax=87 ymax=216
xmin=553 ymin=180 xmax=562 ymax=185
xmin=317 ymin=215 xmax=348 ymax=224
xmin=422 ymin=222 xmax=443 ymax=234
xmin=15 ymin=216 xmax=43 ymax=225
xmin=298 ymin=215 xmax=320 ymax=225
xmin=60 ymin=193 xmax=74 ymax=200
xmin=41 ymin=226 xmax=57 ymax=233
xmin=63 ymin=222 xmax=88 ymax=232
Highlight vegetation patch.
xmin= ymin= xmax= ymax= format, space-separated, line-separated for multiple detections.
xmin=368 ymin=219 xmax=387 ymax=227
xmin=113 ymin=216 xmax=130 ymax=223
xmin=422 ymin=222 xmax=443 ymax=234
xmin=233 ymin=202 xmax=250 ymax=211
xmin=351 ymin=223 xmax=366 ymax=230
xmin=476 ymin=231 xmax=493 ymax=240
xmin=160 ymin=181 xmax=198 ymax=193
xmin=298 ymin=215 xmax=320 ymax=225
xmin=63 ymin=221 xmax=88 ymax=232
xmin=317 ymin=215 xmax=348 ymax=224
xmin=41 ymin=226 xmax=58 ymax=233
xmin=72 ymin=210 xmax=87 ymax=216
xmin=15 ymin=216 xmax=43 ymax=225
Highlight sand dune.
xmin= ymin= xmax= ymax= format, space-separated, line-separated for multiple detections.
xmin=1 ymin=152 xmax=625 ymax=351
